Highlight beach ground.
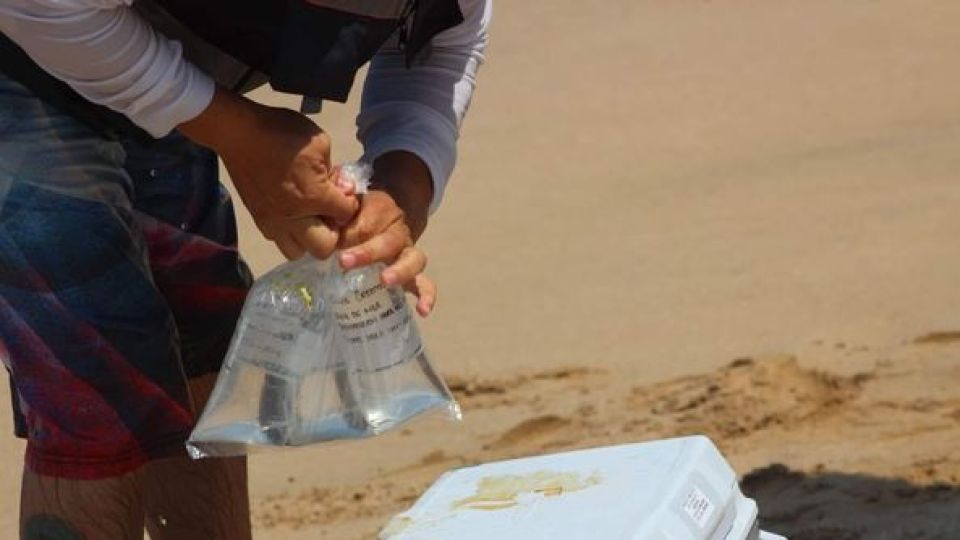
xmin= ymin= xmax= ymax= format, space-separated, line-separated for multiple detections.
xmin=4 ymin=0 xmax=960 ymax=537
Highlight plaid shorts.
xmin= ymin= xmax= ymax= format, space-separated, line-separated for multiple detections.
xmin=0 ymin=74 xmax=253 ymax=479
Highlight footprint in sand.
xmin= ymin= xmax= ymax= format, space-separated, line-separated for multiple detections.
xmin=487 ymin=414 xmax=574 ymax=451
xmin=629 ymin=355 xmax=868 ymax=439
xmin=914 ymin=331 xmax=960 ymax=345
xmin=448 ymin=368 xmax=601 ymax=410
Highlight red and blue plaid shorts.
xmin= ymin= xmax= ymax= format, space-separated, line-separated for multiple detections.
xmin=0 ymin=74 xmax=252 ymax=479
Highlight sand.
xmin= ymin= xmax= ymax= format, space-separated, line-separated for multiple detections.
xmin=4 ymin=0 xmax=960 ymax=537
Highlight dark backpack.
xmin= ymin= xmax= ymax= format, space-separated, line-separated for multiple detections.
xmin=0 ymin=0 xmax=463 ymax=141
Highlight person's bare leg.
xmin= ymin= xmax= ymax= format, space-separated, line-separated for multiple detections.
xmin=20 ymin=469 xmax=143 ymax=540
xmin=140 ymin=454 xmax=249 ymax=540
xmin=140 ymin=373 xmax=251 ymax=540
xmin=19 ymin=374 xmax=250 ymax=540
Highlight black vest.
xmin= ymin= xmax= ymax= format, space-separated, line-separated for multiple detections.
xmin=0 ymin=0 xmax=463 ymax=142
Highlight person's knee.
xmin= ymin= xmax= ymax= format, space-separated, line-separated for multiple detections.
xmin=22 ymin=514 xmax=85 ymax=540
xmin=20 ymin=467 xmax=144 ymax=540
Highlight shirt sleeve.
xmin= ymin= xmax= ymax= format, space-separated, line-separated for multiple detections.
xmin=0 ymin=0 xmax=214 ymax=137
xmin=357 ymin=0 xmax=492 ymax=213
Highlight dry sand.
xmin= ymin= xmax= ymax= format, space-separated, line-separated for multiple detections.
xmin=4 ymin=0 xmax=960 ymax=538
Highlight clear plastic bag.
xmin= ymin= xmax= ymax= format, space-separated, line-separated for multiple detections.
xmin=186 ymin=163 xmax=460 ymax=459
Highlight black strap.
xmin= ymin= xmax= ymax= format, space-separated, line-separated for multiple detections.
xmin=406 ymin=0 xmax=464 ymax=66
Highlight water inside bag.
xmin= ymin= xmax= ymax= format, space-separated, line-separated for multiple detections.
xmin=186 ymin=164 xmax=460 ymax=458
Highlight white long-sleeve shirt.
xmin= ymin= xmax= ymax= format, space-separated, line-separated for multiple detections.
xmin=0 ymin=0 xmax=490 ymax=210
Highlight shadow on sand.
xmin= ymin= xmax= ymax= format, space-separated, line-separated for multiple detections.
xmin=742 ymin=465 xmax=960 ymax=540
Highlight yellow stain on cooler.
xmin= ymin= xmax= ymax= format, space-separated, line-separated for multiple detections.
xmin=453 ymin=470 xmax=602 ymax=511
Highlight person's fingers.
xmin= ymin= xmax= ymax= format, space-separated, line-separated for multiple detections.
xmin=295 ymin=217 xmax=339 ymax=260
xmin=337 ymin=212 xmax=378 ymax=249
xmin=381 ymin=247 xmax=427 ymax=287
xmin=338 ymin=226 xmax=408 ymax=270
xmin=336 ymin=192 xmax=405 ymax=249
xmin=274 ymin=233 xmax=305 ymax=261
xmin=405 ymin=274 xmax=437 ymax=317
xmin=285 ymin=159 xmax=360 ymax=223
xmin=286 ymin=185 xmax=360 ymax=224
xmin=331 ymin=166 xmax=356 ymax=197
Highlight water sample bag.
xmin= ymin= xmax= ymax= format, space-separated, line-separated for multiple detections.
xmin=186 ymin=163 xmax=460 ymax=458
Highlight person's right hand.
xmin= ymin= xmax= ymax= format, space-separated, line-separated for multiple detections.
xmin=178 ymin=87 xmax=359 ymax=257
xmin=253 ymin=167 xmax=351 ymax=260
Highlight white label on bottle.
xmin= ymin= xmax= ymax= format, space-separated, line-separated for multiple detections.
xmin=231 ymin=303 xmax=303 ymax=377
xmin=333 ymin=281 xmax=420 ymax=372
xmin=228 ymin=277 xmax=328 ymax=377
xmin=682 ymin=486 xmax=715 ymax=529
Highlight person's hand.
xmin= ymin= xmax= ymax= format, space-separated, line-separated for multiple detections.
xmin=337 ymin=152 xmax=437 ymax=316
xmin=257 ymin=215 xmax=340 ymax=260
xmin=178 ymin=87 xmax=359 ymax=256
xmin=254 ymin=166 xmax=356 ymax=260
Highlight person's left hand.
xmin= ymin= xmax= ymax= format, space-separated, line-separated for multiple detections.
xmin=337 ymin=152 xmax=437 ymax=317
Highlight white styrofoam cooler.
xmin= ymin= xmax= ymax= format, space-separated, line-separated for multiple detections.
xmin=380 ymin=436 xmax=786 ymax=539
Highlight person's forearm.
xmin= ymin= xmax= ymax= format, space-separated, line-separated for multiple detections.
xmin=178 ymin=87 xmax=259 ymax=154
xmin=370 ymin=151 xmax=434 ymax=241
